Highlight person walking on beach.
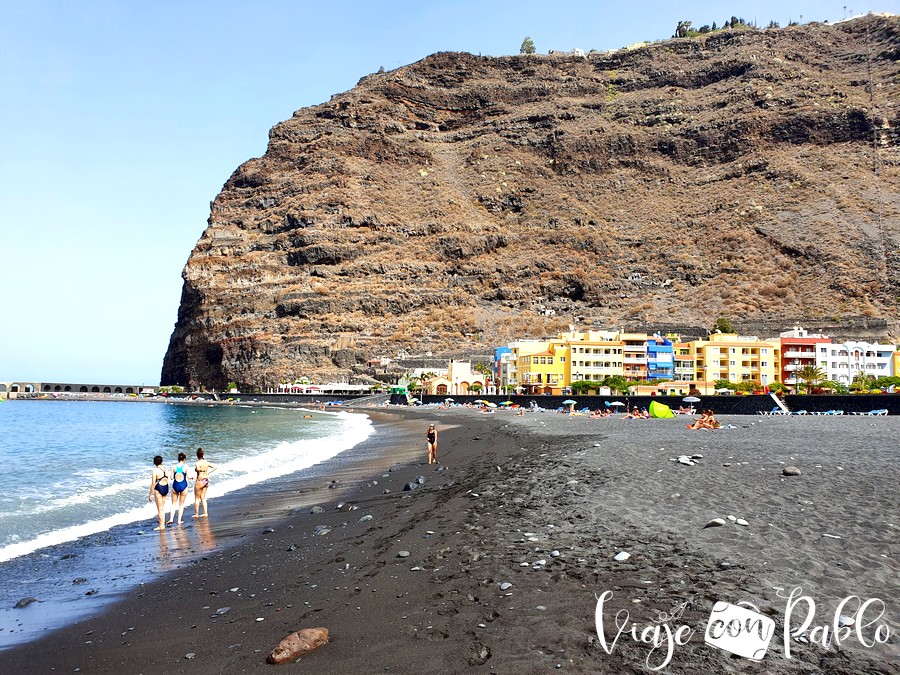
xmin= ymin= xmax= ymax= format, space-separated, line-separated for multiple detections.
xmin=148 ymin=455 xmax=169 ymax=531
xmin=167 ymin=452 xmax=191 ymax=525
xmin=426 ymin=424 xmax=438 ymax=464
xmin=193 ymin=447 xmax=218 ymax=518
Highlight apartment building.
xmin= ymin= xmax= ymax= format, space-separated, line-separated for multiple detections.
xmin=562 ymin=330 xmax=624 ymax=384
xmin=646 ymin=334 xmax=675 ymax=381
xmin=816 ymin=340 xmax=895 ymax=384
xmin=776 ymin=326 xmax=831 ymax=387
xmin=690 ymin=333 xmax=780 ymax=386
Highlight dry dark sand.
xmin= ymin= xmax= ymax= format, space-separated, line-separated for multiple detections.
xmin=2 ymin=408 xmax=898 ymax=674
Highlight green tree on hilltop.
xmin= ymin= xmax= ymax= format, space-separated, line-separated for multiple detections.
xmin=520 ymin=36 xmax=536 ymax=54
xmin=712 ymin=317 xmax=735 ymax=334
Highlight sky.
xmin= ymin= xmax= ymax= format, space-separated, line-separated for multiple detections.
xmin=1 ymin=1 xmax=896 ymax=385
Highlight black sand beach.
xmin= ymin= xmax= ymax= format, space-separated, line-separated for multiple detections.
xmin=2 ymin=407 xmax=898 ymax=673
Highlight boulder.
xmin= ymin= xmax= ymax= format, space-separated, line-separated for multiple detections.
xmin=267 ymin=627 xmax=330 ymax=664
xmin=783 ymin=466 xmax=801 ymax=476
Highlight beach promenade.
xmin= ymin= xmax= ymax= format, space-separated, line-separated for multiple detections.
xmin=2 ymin=407 xmax=897 ymax=673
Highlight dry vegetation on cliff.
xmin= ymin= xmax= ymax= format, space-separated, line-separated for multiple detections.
xmin=163 ymin=16 xmax=899 ymax=388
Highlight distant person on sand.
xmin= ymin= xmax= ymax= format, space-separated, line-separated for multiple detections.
xmin=426 ymin=424 xmax=438 ymax=464
xmin=167 ymin=452 xmax=191 ymax=525
xmin=193 ymin=447 xmax=218 ymax=518
xmin=148 ymin=455 xmax=169 ymax=531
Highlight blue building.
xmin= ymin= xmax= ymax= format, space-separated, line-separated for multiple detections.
xmin=646 ymin=335 xmax=674 ymax=381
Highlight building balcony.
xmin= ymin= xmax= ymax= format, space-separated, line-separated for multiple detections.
xmin=623 ymin=357 xmax=647 ymax=364
xmin=783 ymin=350 xmax=817 ymax=358
xmin=674 ymin=367 xmax=695 ymax=375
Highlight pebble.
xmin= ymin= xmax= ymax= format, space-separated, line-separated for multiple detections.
xmin=256 ymin=617 xmax=265 ymax=622
xmin=500 ymin=582 xmax=513 ymax=590
xmin=723 ymin=463 xmax=732 ymax=467
xmin=215 ymin=607 xmax=231 ymax=615
xmin=783 ymin=466 xmax=802 ymax=476
xmin=262 ymin=527 xmax=275 ymax=534
xmin=691 ymin=454 xmax=703 ymax=459
xmin=14 ymin=597 xmax=38 ymax=609
xmin=704 ymin=518 xmax=727 ymax=528
xmin=358 ymin=515 xmax=374 ymax=523
xmin=550 ymin=550 xmax=560 ymax=558
xmin=727 ymin=515 xmax=737 ymax=522
xmin=677 ymin=456 xmax=694 ymax=466
xmin=736 ymin=519 xmax=749 ymax=527
xmin=519 ymin=562 xmax=530 ymax=567
xmin=822 ymin=533 xmax=842 ymax=539
xmin=398 ymin=550 xmax=410 ymax=558
xmin=613 ymin=551 xmax=631 ymax=562
xmin=535 ymin=605 xmax=546 ymax=611
xmin=310 ymin=506 xmax=324 ymax=514
xmin=315 ymin=526 xmax=332 ymax=536
xmin=185 ymin=653 xmax=196 ymax=659
xmin=230 ymin=587 xmax=239 ymax=592
xmin=287 ymin=544 xmax=298 ymax=551
xmin=403 ymin=483 xmax=417 ymax=491
xmin=415 ymin=476 xmax=426 ymax=485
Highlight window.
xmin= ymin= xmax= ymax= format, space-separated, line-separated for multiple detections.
xmin=730 ymin=360 xmax=736 ymax=367
xmin=761 ymin=361 xmax=768 ymax=367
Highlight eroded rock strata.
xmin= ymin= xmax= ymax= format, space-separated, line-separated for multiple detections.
xmin=162 ymin=16 xmax=899 ymax=388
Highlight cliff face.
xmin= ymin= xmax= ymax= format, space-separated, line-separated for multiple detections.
xmin=162 ymin=16 xmax=900 ymax=389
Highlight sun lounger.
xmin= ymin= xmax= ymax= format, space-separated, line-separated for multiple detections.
xmin=851 ymin=409 xmax=888 ymax=416
xmin=790 ymin=410 xmax=808 ymax=415
xmin=758 ymin=406 xmax=789 ymax=415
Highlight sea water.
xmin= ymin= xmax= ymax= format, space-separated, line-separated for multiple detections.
xmin=0 ymin=399 xmax=372 ymax=563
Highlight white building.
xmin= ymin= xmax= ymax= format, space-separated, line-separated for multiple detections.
xmin=816 ymin=340 xmax=894 ymax=384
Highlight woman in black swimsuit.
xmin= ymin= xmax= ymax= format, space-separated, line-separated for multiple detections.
xmin=148 ymin=455 xmax=169 ymax=531
xmin=426 ymin=424 xmax=438 ymax=464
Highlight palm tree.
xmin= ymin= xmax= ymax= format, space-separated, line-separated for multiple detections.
xmin=795 ymin=365 xmax=825 ymax=394
xmin=418 ymin=371 xmax=435 ymax=396
xmin=473 ymin=362 xmax=493 ymax=392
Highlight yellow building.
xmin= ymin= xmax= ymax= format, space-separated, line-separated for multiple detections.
xmin=689 ymin=333 xmax=780 ymax=391
xmin=502 ymin=340 xmax=551 ymax=393
xmin=561 ymin=330 xmax=625 ymax=384
xmin=673 ymin=342 xmax=696 ymax=382
xmin=517 ymin=342 xmax=569 ymax=394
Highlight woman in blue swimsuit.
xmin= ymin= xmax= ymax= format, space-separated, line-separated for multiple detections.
xmin=167 ymin=452 xmax=191 ymax=525
xmin=148 ymin=455 xmax=169 ymax=531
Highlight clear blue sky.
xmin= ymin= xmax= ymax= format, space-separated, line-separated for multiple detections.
xmin=1 ymin=1 xmax=893 ymax=385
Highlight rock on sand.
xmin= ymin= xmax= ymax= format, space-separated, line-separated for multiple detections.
xmin=783 ymin=466 xmax=801 ymax=476
xmin=267 ymin=627 xmax=329 ymax=664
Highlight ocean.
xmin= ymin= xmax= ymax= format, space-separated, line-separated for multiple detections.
xmin=0 ymin=400 xmax=373 ymax=563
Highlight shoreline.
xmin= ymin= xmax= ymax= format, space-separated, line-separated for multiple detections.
xmin=2 ymin=408 xmax=897 ymax=672
xmin=0 ymin=408 xmax=425 ymax=650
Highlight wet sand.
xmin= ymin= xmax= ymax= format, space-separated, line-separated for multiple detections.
xmin=2 ymin=408 xmax=897 ymax=673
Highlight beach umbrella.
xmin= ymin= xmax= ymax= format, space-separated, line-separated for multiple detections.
xmin=609 ymin=401 xmax=626 ymax=407
xmin=683 ymin=396 xmax=701 ymax=403
xmin=562 ymin=399 xmax=577 ymax=405
xmin=485 ymin=401 xmax=498 ymax=408
xmin=473 ymin=399 xmax=487 ymax=404
xmin=444 ymin=397 xmax=454 ymax=402
xmin=499 ymin=401 xmax=513 ymax=406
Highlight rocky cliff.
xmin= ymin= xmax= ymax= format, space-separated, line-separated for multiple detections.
xmin=162 ymin=15 xmax=899 ymax=389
